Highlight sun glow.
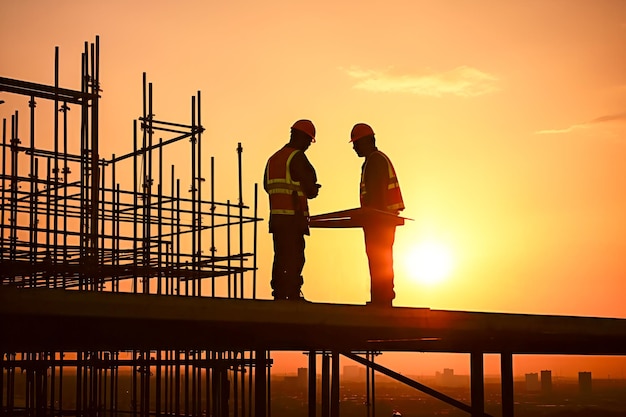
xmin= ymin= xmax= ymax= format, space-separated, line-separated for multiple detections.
xmin=403 ymin=241 xmax=454 ymax=285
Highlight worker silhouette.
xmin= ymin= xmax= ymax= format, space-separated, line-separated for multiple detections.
xmin=350 ymin=123 xmax=405 ymax=307
xmin=264 ymin=120 xmax=321 ymax=301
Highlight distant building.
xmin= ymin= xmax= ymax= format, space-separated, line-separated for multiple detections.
xmin=435 ymin=368 xmax=468 ymax=388
xmin=283 ymin=375 xmax=299 ymax=386
xmin=297 ymin=367 xmax=308 ymax=387
xmin=578 ymin=371 xmax=592 ymax=394
xmin=343 ymin=365 xmax=365 ymax=381
xmin=541 ymin=370 xmax=552 ymax=394
xmin=525 ymin=373 xmax=540 ymax=391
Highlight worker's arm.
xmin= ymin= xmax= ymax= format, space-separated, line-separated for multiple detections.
xmin=362 ymin=152 xmax=389 ymax=210
xmin=290 ymin=151 xmax=320 ymax=199
xmin=262 ymin=161 xmax=270 ymax=193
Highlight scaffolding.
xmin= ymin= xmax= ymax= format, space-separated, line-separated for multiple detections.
xmin=1 ymin=37 xmax=265 ymax=416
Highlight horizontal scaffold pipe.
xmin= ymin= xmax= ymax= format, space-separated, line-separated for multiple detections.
xmin=109 ymin=131 xmax=194 ymax=164
xmin=0 ymin=145 xmax=97 ymax=165
xmin=139 ymin=116 xmax=205 ymax=132
xmin=0 ymin=76 xmax=99 ymax=104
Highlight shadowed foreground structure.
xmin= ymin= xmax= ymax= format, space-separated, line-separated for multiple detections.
xmin=2 ymin=38 xmax=626 ymax=417
xmin=3 ymin=286 xmax=626 ymax=417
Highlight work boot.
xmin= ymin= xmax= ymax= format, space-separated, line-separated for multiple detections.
xmin=287 ymin=290 xmax=307 ymax=302
xmin=272 ymin=289 xmax=288 ymax=300
xmin=286 ymin=284 xmax=308 ymax=301
xmin=366 ymin=299 xmax=393 ymax=308
xmin=285 ymin=276 xmax=306 ymax=301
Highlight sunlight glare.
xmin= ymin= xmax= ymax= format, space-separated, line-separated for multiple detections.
xmin=404 ymin=241 xmax=454 ymax=285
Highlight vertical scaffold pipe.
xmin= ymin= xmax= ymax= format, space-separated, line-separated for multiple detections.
xmin=470 ymin=351 xmax=485 ymax=417
xmin=367 ymin=351 xmax=376 ymax=417
xmin=99 ymin=160 xmax=106 ymax=290
xmin=49 ymin=352 xmax=56 ymax=416
xmin=132 ymin=119 xmax=138 ymax=293
xmin=227 ymin=201 xmax=232 ymax=297
xmin=9 ymin=113 xmax=19 ymax=266
xmin=308 ymin=351 xmax=316 ymax=417
xmin=157 ymin=178 xmax=163 ymax=294
xmin=89 ymin=38 xmax=100 ymax=289
xmin=241 ymin=351 xmax=248 ymax=417
xmin=61 ymin=100 xmax=69 ymax=279
xmin=53 ymin=47 xmax=60 ymax=285
xmin=237 ymin=142 xmax=244 ymax=298
xmin=321 ymin=353 xmax=330 ymax=417
xmin=75 ymin=351 xmax=83 ymax=415
xmin=233 ymin=351 xmax=239 ymax=417
xmin=169 ymin=165 xmax=176 ymax=296
xmin=210 ymin=156 xmax=216 ymax=296
xmin=157 ymin=138 xmax=163 ymax=295
xmin=175 ymin=350 xmax=181 ymax=415
xmin=28 ymin=94 xmax=36 ymax=287
xmin=79 ymin=45 xmax=88 ymax=291
xmin=145 ymin=81 xmax=154 ymax=295
xmin=248 ymin=351 xmax=254 ymax=417
xmin=58 ymin=352 xmax=65 ymax=416
xmin=501 ymin=351 xmax=514 ymax=417
xmin=176 ymin=179 xmax=181 ymax=296
xmin=196 ymin=91 xmax=202 ymax=297
xmin=141 ymin=79 xmax=152 ymax=295
xmin=192 ymin=351 xmax=198 ymax=416
xmin=111 ymin=158 xmax=118 ymax=292
xmin=190 ymin=96 xmax=197 ymax=297
xmin=331 ymin=352 xmax=340 ymax=417
xmin=253 ymin=183 xmax=258 ymax=299
xmin=1 ymin=119 xmax=6 ymax=263
xmin=267 ymin=351 xmax=272 ymax=417
xmin=184 ymin=350 xmax=190 ymax=414
xmin=255 ymin=349 xmax=267 ymax=417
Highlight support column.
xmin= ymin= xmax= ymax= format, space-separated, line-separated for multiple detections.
xmin=308 ymin=351 xmax=316 ymax=417
xmin=331 ymin=351 xmax=340 ymax=417
xmin=321 ymin=353 xmax=330 ymax=417
xmin=501 ymin=352 xmax=514 ymax=417
xmin=470 ymin=352 xmax=484 ymax=417
xmin=367 ymin=352 xmax=376 ymax=417
xmin=220 ymin=366 xmax=230 ymax=417
xmin=255 ymin=350 xmax=267 ymax=417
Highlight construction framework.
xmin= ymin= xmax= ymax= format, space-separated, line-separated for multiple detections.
xmin=4 ymin=37 xmax=626 ymax=417
xmin=1 ymin=37 xmax=265 ymax=417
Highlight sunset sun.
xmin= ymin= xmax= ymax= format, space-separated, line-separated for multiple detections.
xmin=403 ymin=241 xmax=454 ymax=285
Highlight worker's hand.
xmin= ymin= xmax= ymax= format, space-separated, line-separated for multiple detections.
xmin=311 ymin=183 xmax=321 ymax=198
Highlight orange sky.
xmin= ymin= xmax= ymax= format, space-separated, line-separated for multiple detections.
xmin=2 ymin=0 xmax=626 ymax=377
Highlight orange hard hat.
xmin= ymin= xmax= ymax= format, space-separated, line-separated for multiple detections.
xmin=291 ymin=119 xmax=316 ymax=141
xmin=350 ymin=123 xmax=374 ymax=142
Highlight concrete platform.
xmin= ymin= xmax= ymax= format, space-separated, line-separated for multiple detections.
xmin=2 ymin=286 xmax=626 ymax=355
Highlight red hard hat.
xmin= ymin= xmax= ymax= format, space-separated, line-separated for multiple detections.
xmin=350 ymin=123 xmax=374 ymax=142
xmin=291 ymin=119 xmax=316 ymax=141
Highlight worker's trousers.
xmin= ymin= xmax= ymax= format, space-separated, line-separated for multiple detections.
xmin=271 ymin=228 xmax=305 ymax=298
xmin=363 ymin=224 xmax=396 ymax=305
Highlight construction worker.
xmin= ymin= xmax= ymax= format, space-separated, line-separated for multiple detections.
xmin=264 ymin=119 xmax=321 ymax=301
xmin=350 ymin=123 xmax=405 ymax=307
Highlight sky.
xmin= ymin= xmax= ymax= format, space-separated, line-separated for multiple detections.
xmin=2 ymin=0 xmax=626 ymax=377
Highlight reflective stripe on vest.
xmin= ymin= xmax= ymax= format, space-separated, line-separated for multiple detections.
xmin=265 ymin=148 xmax=309 ymax=216
xmin=360 ymin=150 xmax=405 ymax=212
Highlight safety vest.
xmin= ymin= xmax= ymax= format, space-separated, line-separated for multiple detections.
xmin=360 ymin=151 xmax=405 ymax=212
xmin=264 ymin=147 xmax=309 ymax=216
